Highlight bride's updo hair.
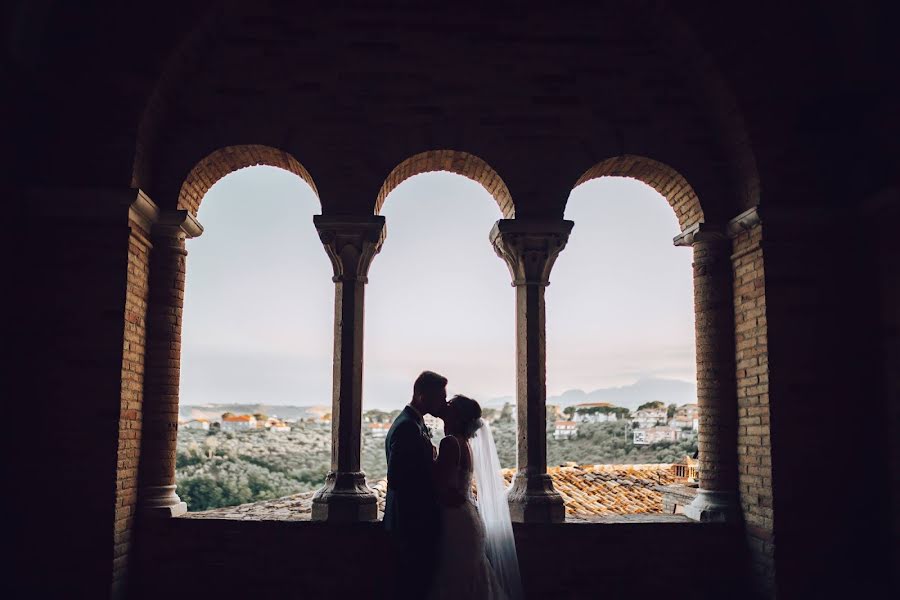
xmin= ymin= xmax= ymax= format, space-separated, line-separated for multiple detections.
xmin=451 ymin=395 xmax=483 ymax=439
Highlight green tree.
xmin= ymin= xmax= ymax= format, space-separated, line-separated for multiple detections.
xmin=563 ymin=406 xmax=576 ymax=419
xmin=637 ymin=401 xmax=665 ymax=411
xmin=667 ymin=403 xmax=678 ymax=419
xmin=179 ymin=475 xmax=225 ymax=511
xmin=499 ymin=402 xmax=514 ymax=422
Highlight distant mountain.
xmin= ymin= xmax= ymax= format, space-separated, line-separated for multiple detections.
xmin=483 ymin=378 xmax=697 ymax=411
xmin=179 ymin=403 xmax=330 ymax=422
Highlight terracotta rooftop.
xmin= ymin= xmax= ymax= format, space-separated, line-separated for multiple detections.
xmin=186 ymin=464 xmax=678 ymax=521
xmin=222 ymin=415 xmax=254 ymax=422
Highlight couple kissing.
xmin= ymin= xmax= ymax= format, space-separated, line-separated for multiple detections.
xmin=383 ymin=371 xmax=522 ymax=600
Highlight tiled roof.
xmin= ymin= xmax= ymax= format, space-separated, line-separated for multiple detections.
xmin=222 ymin=415 xmax=254 ymax=422
xmin=187 ymin=464 xmax=677 ymax=521
xmin=528 ymin=464 xmax=678 ymax=516
xmin=574 ymin=402 xmax=615 ymax=408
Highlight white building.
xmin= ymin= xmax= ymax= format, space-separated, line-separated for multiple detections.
xmin=554 ymin=420 xmax=578 ymax=440
xmin=631 ymin=408 xmax=667 ymax=429
xmin=633 ymin=426 xmax=682 ymax=445
xmin=668 ymin=404 xmax=700 ymax=431
xmin=221 ymin=414 xmax=257 ymax=431
xmin=183 ymin=419 xmax=210 ymax=431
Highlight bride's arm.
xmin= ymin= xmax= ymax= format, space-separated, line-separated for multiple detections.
xmin=433 ymin=436 xmax=465 ymax=507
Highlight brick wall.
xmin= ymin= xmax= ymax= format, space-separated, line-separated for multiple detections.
xmin=112 ymin=218 xmax=152 ymax=594
xmin=730 ymin=222 xmax=774 ymax=596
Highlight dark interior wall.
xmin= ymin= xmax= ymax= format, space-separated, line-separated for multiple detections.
xmin=133 ymin=519 xmax=748 ymax=600
xmin=10 ymin=194 xmax=135 ymax=598
xmin=867 ymin=190 xmax=900 ymax=592
xmin=763 ymin=207 xmax=894 ymax=598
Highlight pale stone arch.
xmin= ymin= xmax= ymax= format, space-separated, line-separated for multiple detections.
xmin=376 ymin=150 xmax=514 ymax=218
xmin=177 ymin=145 xmax=319 ymax=215
xmin=573 ymin=155 xmax=704 ymax=232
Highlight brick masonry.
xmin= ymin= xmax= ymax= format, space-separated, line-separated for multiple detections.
xmin=730 ymin=222 xmax=774 ymax=596
xmin=112 ymin=218 xmax=152 ymax=593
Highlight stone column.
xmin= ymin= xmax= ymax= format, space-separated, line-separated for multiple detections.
xmin=311 ymin=215 xmax=385 ymax=522
xmin=674 ymin=224 xmax=740 ymax=522
xmin=138 ymin=210 xmax=203 ymax=517
xmin=491 ymin=219 xmax=573 ymax=523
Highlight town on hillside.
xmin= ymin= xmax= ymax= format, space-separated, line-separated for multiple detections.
xmin=550 ymin=401 xmax=699 ymax=445
xmin=174 ymin=400 xmax=700 ymax=513
xmin=180 ymin=399 xmax=699 ymax=446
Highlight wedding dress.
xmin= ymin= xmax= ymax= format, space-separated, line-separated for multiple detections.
xmin=428 ymin=423 xmax=522 ymax=600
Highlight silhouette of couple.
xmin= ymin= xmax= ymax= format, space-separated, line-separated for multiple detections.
xmin=384 ymin=371 xmax=522 ymax=600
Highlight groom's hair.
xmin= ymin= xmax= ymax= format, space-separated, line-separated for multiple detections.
xmin=413 ymin=370 xmax=448 ymax=397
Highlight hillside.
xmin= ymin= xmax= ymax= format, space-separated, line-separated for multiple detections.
xmin=486 ymin=377 xmax=697 ymax=411
xmin=175 ymin=417 xmax=697 ymax=511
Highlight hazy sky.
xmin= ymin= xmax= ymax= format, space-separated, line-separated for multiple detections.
xmin=181 ymin=167 xmax=695 ymax=409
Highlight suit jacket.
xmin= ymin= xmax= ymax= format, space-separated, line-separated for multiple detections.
xmin=383 ymin=406 xmax=440 ymax=539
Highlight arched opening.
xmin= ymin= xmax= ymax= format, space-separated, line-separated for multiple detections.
xmin=171 ymin=159 xmax=334 ymax=514
xmin=547 ymin=176 xmax=699 ymax=518
xmin=177 ymin=145 xmax=319 ymax=215
xmin=363 ymin=170 xmax=516 ymax=506
xmin=575 ymin=155 xmax=704 ymax=232
xmin=542 ymin=163 xmax=704 ymax=519
xmin=375 ymin=150 xmax=515 ymax=218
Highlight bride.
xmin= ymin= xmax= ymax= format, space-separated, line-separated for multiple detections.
xmin=429 ymin=395 xmax=523 ymax=600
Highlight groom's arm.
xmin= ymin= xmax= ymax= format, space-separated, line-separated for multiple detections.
xmin=387 ymin=421 xmax=426 ymax=492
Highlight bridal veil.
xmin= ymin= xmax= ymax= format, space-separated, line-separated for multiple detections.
xmin=470 ymin=420 xmax=524 ymax=600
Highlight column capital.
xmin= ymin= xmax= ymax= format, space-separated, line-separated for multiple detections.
xmin=152 ymin=209 xmax=204 ymax=240
xmin=672 ymin=222 xmax=730 ymax=247
xmin=314 ymin=215 xmax=386 ymax=283
xmin=490 ymin=219 xmax=574 ymax=286
xmin=726 ymin=206 xmax=762 ymax=237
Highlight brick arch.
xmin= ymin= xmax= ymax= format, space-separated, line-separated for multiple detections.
xmin=375 ymin=150 xmax=514 ymax=218
xmin=177 ymin=145 xmax=318 ymax=215
xmin=573 ymin=155 xmax=704 ymax=231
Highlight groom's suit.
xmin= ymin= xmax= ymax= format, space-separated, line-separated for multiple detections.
xmin=384 ymin=405 xmax=441 ymax=598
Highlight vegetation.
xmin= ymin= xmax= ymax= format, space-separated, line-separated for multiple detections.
xmin=637 ymin=401 xmax=666 ymax=411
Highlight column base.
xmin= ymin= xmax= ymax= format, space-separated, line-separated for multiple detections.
xmin=684 ymin=489 xmax=739 ymax=523
xmin=138 ymin=485 xmax=188 ymax=518
xmin=311 ymin=471 xmax=378 ymax=522
xmin=507 ymin=472 xmax=565 ymax=523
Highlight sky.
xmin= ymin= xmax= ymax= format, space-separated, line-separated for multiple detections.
xmin=180 ymin=166 xmax=696 ymax=409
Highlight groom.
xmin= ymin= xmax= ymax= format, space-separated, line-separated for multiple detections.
xmin=384 ymin=370 xmax=448 ymax=600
